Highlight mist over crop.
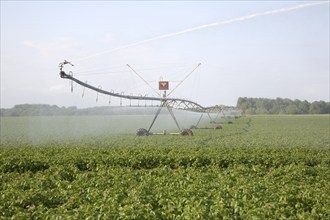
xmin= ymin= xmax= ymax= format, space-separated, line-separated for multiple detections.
xmin=0 ymin=107 xmax=224 ymax=144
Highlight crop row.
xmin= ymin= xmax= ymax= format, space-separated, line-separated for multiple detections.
xmin=1 ymin=146 xmax=329 ymax=173
xmin=1 ymin=146 xmax=330 ymax=219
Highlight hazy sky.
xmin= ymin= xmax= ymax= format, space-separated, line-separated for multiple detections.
xmin=1 ymin=1 xmax=329 ymax=108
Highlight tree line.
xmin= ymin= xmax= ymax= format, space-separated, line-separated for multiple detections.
xmin=237 ymin=97 xmax=330 ymax=114
xmin=1 ymin=99 xmax=329 ymax=116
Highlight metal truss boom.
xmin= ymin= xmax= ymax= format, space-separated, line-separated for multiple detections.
xmin=59 ymin=66 xmax=221 ymax=114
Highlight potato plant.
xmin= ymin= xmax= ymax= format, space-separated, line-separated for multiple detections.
xmin=1 ymin=115 xmax=329 ymax=219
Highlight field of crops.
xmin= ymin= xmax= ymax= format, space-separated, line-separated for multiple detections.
xmin=1 ymin=115 xmax=329 ymax=219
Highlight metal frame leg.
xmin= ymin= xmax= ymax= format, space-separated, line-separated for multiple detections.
xmin=213 ymin=110 xmax=222 ymax=122
xmin=147 ymin=100 xmax=183 ymax=134
xmin=147 ymin=101 xmax=166 ymax=133
xmin=195 ymin=113 xmax=204 ymax=127
xmin=166 ymin=105 xmax=181 ymax=131
xmin=207 ymin=112 xmax=214 ymax=123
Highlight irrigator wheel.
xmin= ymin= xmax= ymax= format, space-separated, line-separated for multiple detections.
xmin=181 ymin=129 xmax=194 ymax=136
xmin=215 ymin=125 xmax=222 ymax=130
xmin=136 ymin=128 xmax=149 ymax=136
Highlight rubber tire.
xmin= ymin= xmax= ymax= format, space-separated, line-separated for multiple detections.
xmin=136 ymin=128 xmax=148 ymax=136
xmin=181 ymin=129 xmax=194 ymax=136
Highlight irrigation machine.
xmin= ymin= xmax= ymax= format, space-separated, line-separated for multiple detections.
xmin=59 ymin=61 xmax=241 ymax=136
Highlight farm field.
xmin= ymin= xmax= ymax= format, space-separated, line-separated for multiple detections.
xmin=0 ymin=115 xmax=329 ymax=219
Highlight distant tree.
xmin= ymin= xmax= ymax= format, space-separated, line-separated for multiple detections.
xmin=285 ymin=104 xmax=299 ymax=114
xmin=255 ymin=107 xmax=268 ymax=114
xmin=236 ymin=97 xmax=248 ymax=113
xmin=309 ymin=101 xmax=329 ymax=114
xmin=236 ymin=97 xmax=329 ymax=115
xmin=298 ymin=100 xmax=310 ymax=114
xmin=245 ymin=108 xmax=256 ymax=115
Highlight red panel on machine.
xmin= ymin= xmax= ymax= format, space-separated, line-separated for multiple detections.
xmin=159 ymin=81 xmax=169 ymax=90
